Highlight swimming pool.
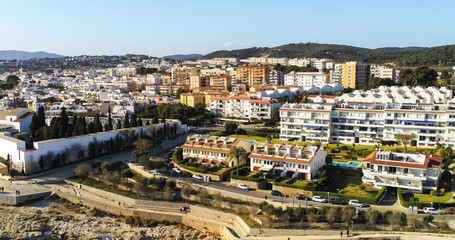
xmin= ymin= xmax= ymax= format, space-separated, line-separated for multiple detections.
xmin=331 ymin=161 xmax=361 ymax=168
xmin=243 ymin=139 xmax=257 ymax=144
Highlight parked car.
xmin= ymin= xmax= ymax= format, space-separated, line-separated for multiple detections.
xmin=172 ymin=167 xmax=181 ymax=173
xmin=237 ymin=184 xmax=250 ymax=190
xmin=296 ymin=194 xmax=308 ymax=200
xmin=329 ymin=197 xmax=346 ymax=205
xmin=192 ymin=174 xmax=204 ymax=180
xmin=424 ymin=207 xmax=440 ymax=215
xmin=312 ymin=196 xmax=328 ymax=203
xmin=270 ymin=190 xmax=283 ymax=197
xmin=444 ymin=207 xmax=455 ymax=214
xmin=349 ymin=199 xmax=366 ymax=208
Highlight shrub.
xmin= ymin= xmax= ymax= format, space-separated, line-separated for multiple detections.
xmin=121 ymin=169 xmax=134 ymax=178
xmin=74 ymin=163 xmax=90 ymax=177
xmin=359 ymin=185 xmax=365 ymax=191
xmin=101 ymin=162 xmax=112 ymax=172
xmin=430 ymin=190 xmax=438 ymax=197
xmin=423 ymin=214 xmax=434 ymax=223
xmin=307 ymin=212 xmax=319 ymax=223
xmin=91 ymin=159 xmax=101 ymax=169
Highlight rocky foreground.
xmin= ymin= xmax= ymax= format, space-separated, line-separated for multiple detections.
xmin=0 ymin=197 xmax=219 ymax=240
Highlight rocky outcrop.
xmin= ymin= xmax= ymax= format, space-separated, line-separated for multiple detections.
xmin=0 ymin=200 xmax=218 ymax=239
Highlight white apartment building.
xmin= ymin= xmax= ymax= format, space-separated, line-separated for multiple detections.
xmin=209 ymin=96 xmax=280 ymax=119
xmin=370 ymin=65 xmax=398 ymax=82
xmin=339 ymin=86 xmax=453 ymax=104
xmin=284 ymin=72 xmax=329 ymax=86
xmin=362 ymin=151 xmax=442 ymax=193
xmin=181 ymin=135 xmax=252 ymax=167
xmin=249 ymin=142 xmax=326 ymax=180
xmin=269 ymin=70 xmax=284 ymax=86
xmin=280 ymin=101 xmax=455 ymax=148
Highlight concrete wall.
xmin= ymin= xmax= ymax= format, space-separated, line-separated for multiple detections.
xmin=6 ymin=120 xmax=185 ymax=174
xmin=0 ymin=191 xmax=51 ymax=205
xmin=272 ymin=185 xmax=312 ymax=196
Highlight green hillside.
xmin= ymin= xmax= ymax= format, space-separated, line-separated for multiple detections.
xmin=202 ymin=43 xmax=455 ymax=67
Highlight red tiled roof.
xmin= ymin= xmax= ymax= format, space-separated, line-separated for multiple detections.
xmin=250 ymin=99 xmax=279 ymax=104
xmin=363 ymin=151 xmax=442 ymax=169
xmin=13 ymin=112 xmax=33 ymax=122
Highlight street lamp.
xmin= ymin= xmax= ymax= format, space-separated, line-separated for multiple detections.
xmin=327 ymin=191 xmax=330 ymax=200
xmin=351 ymin=220 xmax=354 ymax=237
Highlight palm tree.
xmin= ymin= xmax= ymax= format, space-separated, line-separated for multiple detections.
xmin=228 ymin=147 xmax=249 ymax=176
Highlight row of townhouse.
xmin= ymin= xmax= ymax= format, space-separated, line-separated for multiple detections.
xmin=279 ymin=102 xmax=455 ymax=147
xmin=209 ymin=96 xmax=280 ymax=119
xmin=181 ymin=135 xmax=252 ymax=167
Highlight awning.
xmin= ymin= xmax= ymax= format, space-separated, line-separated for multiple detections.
xmin=259 ymin=166 xmax=273 ymax=171
xmin=401 ymin=120 xmax=414 ymax=123
xmin=306 ymin=126 xmax=321 ymax=129
xmin=415 ymin=121 xmax=435 ymax=125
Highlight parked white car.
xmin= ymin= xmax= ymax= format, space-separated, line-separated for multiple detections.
xmin=172 ymin=167 xmax=181 ymax=173
xmin=312 ymin=196 xmax=327 ymax=203
xmin=349 ymin=199 xmax=365 ymax=208
xmin=237 ymin=184 xmax=250 ymax=190
xmin=192 ymin=174 xmax=204 ymax=180
xmin=423 ymin=207 xmax=440 ymax=215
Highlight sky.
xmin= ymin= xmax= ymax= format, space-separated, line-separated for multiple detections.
xmin=1 ymin=0 xmax=454 ymax=57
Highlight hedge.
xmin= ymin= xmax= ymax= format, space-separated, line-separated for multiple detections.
xmin=398 ymin=188 xmax=455 ymax=209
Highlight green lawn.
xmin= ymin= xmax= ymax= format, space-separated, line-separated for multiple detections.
xmin=291 ymin=181 xmax=308 ymax=188
xmin=413 ymin=192 xmax=453 ymax=204
xmin=341 ymin=184 xmax=379 ymax=198
xmin=334 ymin=177 xmax=363 ymax=190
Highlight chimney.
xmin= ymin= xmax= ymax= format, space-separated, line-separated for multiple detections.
xmin=187 ymin=136 xmax=190 ymax=141
xmin=287 ymin=146 xmax=291 ymax=155
xmin=205 ymin=138 xmax=208 ymax=143
xmin=298 ymin=147 xmax=302 ymax=156
xmin=264 ymin=140 xmax=268 ymax=151
xmin=254 ymin=144 xmax=257 ymax=150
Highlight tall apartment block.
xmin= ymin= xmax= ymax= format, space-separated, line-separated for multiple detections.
xmin=235 ymin=64 xmax=270 ymax=87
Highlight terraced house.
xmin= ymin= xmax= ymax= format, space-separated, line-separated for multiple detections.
xmin=280 ymin=102 xmax=455 ymax=147
xmin=249 ymin=142 xmax=326 ymax=180
xmin=181 ymin=135 xmax=252 ymax=167
xmin=362 ymin=151 xmax=442 ymax=193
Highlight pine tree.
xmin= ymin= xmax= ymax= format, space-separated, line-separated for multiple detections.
xmin=94 ymin=114 xmax=103 ymax=132
xmin=123 ymin=114 xmax=130 ymax=128
xmin=131 ymin=113 xmax=137 ymax=127
xmin=138 ymin=117 xmax=142 ymax=126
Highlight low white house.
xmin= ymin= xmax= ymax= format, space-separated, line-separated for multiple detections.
xmin=0 ymin=108 xmax=34 ymax=133
xmin=362 ymin=151 xmax=442 ymax=193
xmin=249 ymin=141 xmax=326 ymax=180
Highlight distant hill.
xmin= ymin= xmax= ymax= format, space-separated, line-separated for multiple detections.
xmin=0 ymin=50 xmax=64 ymax=60
xmin=163 ymin=53 xmax=203 ymax=61
xmin=202 ymin=43 xmax=455 ymax=66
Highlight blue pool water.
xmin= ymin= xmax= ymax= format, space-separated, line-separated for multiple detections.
xmin=331 ymin=161 xmax=361 ymax=168
xmin=243 ymin=139 xmax=257 ymax=144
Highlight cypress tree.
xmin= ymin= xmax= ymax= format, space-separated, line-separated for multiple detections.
xmin=131 ymin=113 xmax=137 ymax=127
xmin=72 ymin=115 xmax=80 ymax=136
xmin=38 ymin=105 xmax=46 ymax=128
xmin=107 ymin=106 xmax=113 ymax=131
xmin=94 ymin=114 xmax=103 ymax=132
xmin=87 ymin=122 xmax=96 ymax=133
xmin=30 ymin=113 xmax=39 ymax=137
xmin=116 ymin=119 xmax=122 ymax=129
xmin=60 ymin=107 xmax=69 ymax=135
xmin=80 ymin=116 xmax=87 ymax=135
xmin=138 ymin=117 xmax=142 ymax=126
xmin=123 ymin=114 xmax=130 ymax=128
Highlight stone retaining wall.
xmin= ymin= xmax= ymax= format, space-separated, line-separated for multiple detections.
xmin=173 ymin=161 xmax=223 ymax=181
xmin=229 ymin=178 xmax=266 ymax=190
xmin=272 ymin=185 xmax=312 ymax=196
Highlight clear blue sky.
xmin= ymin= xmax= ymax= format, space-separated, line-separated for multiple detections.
xmin=1 ymin=0 xmax=454 ymax=57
